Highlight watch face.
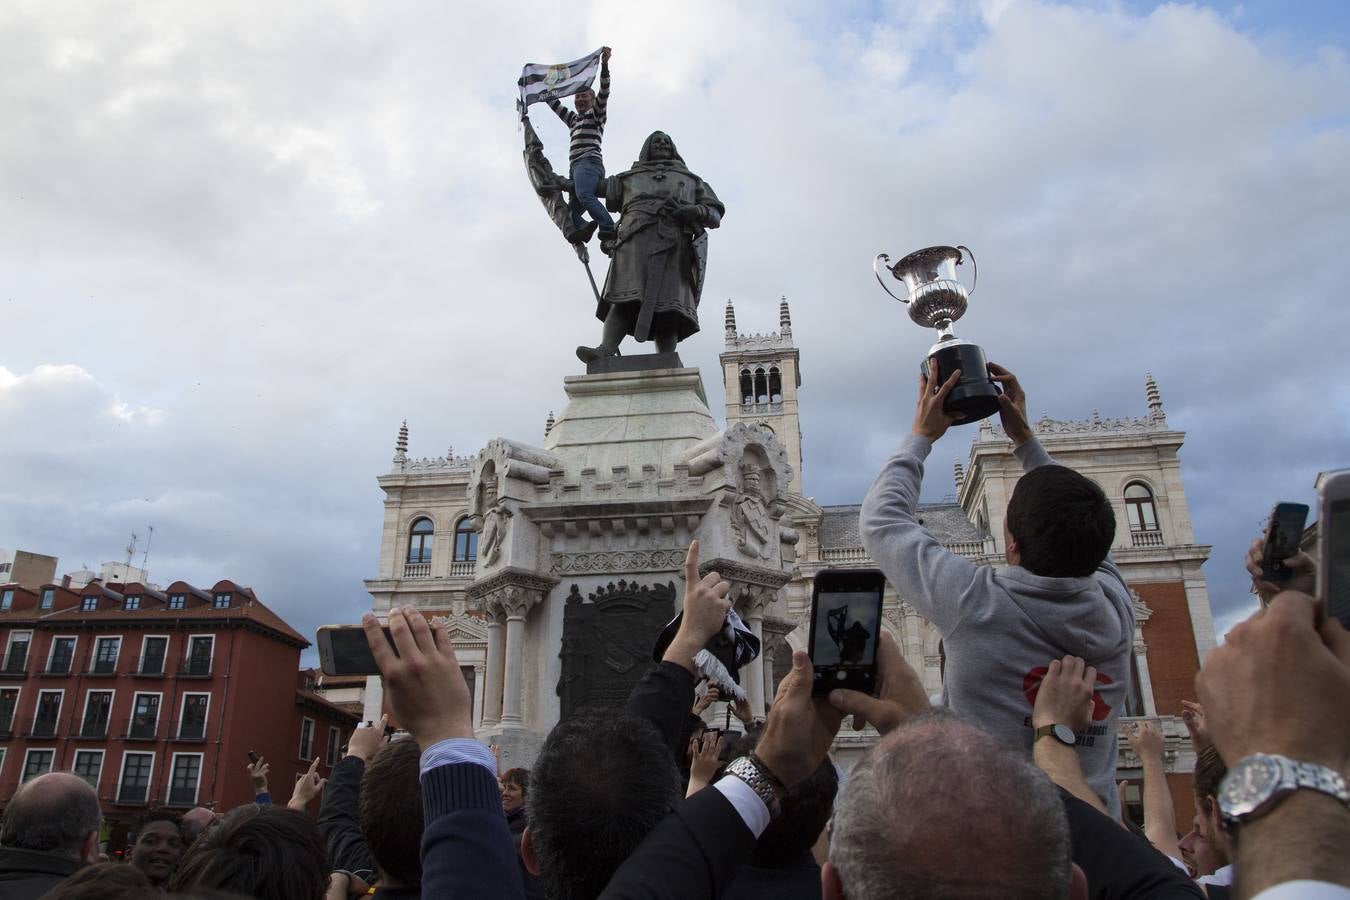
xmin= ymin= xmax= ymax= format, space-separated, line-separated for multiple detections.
xmin=1052 ymin=724 xmax=1076 ymax=745
xmin=1220 ymin=755 xmax=1283 ymax=820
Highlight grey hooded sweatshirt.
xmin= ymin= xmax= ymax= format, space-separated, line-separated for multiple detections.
xmin=860 ymin=434 xmax=1134 ymax=816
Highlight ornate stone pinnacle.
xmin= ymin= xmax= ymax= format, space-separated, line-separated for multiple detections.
xmin=725 ymin=299 xmax=737 ymax=344
xmin=545 ymin=410 xmax=555 ymax=436
xmin=779 ymin=296 xmax=792 ymax=334
xmin=395 ymin=420 xmax=409 ymax=458
xmin=1146 ymin=372 xmax=1165 ymax=421
xmin=953 ymin=459 xmax=965 ymax=492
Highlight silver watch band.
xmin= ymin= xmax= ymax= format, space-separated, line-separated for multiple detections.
xmin=724 ymin=756 xmax=781 ymax=817
xmin=1220 ymin=753 xmax=1350 ymax=825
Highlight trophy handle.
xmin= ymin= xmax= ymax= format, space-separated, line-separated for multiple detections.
xmin=957 ymin=245 xmax=977 ymax=295
xmin=873 ymin=253 xmax=909 ymax=303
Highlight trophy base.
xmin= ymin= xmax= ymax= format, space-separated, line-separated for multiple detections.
xmin=924 ymin=339 xmax=1001 ymax=426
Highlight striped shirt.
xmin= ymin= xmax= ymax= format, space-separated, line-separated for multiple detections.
xmin=547 ymin=62 xmax=609 ymax=166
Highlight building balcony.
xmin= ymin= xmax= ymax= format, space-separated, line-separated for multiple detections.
xmin=0 ymin=660 xmax=29 ymax=680
xmin=26 ymin=716 xmax=62 ymax=739
xmin=120 ymin=717 xmax=160 ymax=741
xmin=741 ymin=400 xmax=785 ymax=414
xmin=174 ymin=661 xmax=212 ymax=679
xmin=166 ymin=786 xmax=198 ymax=807
xmin=1130 ymin=530 xmax=1165 ymax=548
xmin=128 ymin=656 xmax=168 ymax=678
xmin=403 ymin=562 xmax=431 ymax=578
xmin=171 ymin=725 xmax=208 ymax=743
xmin=84 ymin=658 xmax=120 ymax=677
xmin=71 ymin=720 xmax=111 ymax=740
xmin=450 ymin=560 xmax=476 ymax=577
xmin=114 ymin=784 xmax=151 ymax=806
xmin=0 ymin=718 xmax=14 ymax=738
xmin=38 ymin=659 xmax=78 ymax=677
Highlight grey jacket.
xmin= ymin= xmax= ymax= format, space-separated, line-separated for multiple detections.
xmin=860 ymin=435 xmax=1134 ymax=816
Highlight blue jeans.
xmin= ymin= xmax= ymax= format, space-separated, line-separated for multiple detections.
xmin=569 ymin=157 xmax=615 ymax=235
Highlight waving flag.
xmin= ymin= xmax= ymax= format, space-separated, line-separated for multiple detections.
xmin=518 ymin=48 xmax=603 ymax=112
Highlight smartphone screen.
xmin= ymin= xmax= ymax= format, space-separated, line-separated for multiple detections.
xmin=317 ymin=625 xmax=395 ymax=676
xmin=1326 ymin=497 xmax=1350 ymax=629
xmin=809 ymin=569 xmax=886 ymax=695
xmin=1262 ymin=502 xmax=1310 ymax=583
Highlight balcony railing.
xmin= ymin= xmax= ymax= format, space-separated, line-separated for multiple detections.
xmin=85 ymin=656 xmax=119 ymax=677
xmin=128 ymin=656 xmax=168 ymax=677
xmin=167 ymin=785 xmax=198 ymax=807
xmin=0 ymin=656 xmax=29 ymax=678
xmin=28 ymin=716 xmax=61 ymax=739
xmin=1130 ymin=530 xmax=1165 ymax=548
xmin=74 ymin=718 xmax=111 ymax=739
xmin=172 ymin=723 xmax=207 ymax=742
xmin=121 ymin=716 xmax=160 ymax=741
xmin=175 ymin=660 xmax=212 ymax=679
xmin=42 ymin=657 xmax=77 ymax=677
xmin=450 ymin=561 xmax=477 ymax=577
xmin=403 ymin=562 xmax=431 ymax=578
xmin=0 ymin=716 xmax=15 ymax=737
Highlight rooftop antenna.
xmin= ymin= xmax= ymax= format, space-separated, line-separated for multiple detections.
xmin=140 ymin=525 xmax=154 ymax=580
xmin=124 ymin=532 xmax=139 ymax=575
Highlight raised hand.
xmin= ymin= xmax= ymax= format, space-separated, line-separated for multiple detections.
xmin=1032 ymin=655 xmax=1095 ymax=732
xmin=912 ymin=365 xmax=960 ymax=441
xmin=987 ymin=362 xmax=1031 ymax=445
xmin=756 ymin=651 xmax=845 ymax=788
xmin=1180 ymin=699 xmax=1211 ymax=750
xmin=686 ymin=730 xmax=724 ymax=795
xmin=1245 ymin=536 xmax=1316 ymax=605
xmin=692 ymin=685 xmax=720 ymax=716
xmin=665 ymin=540 xmax=732 ymax=673
xmin=1128 ymin=719 xmax=1166 ymax=762
xmin=347 ymin=715 xmax=389 ymax=764
xmin=730 ymin=696 xmax=755 ymax=726
xmin=289 ymin=758 xmax=326 ymax=812
xmin=363 ymin=607 xmax=474 ymax=748
xmin=827 ymin=631 xmax=929 ymax=735
xmin=247 ymin=756 xmax=270 ymax=793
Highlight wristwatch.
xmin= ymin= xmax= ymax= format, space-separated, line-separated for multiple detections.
xmin=724 ymin=755 xmax=785 ymax=818
xmin=1218 ymin=753 xmax=1350 ymax=827
xmin=1033 ymin=723 xmax=1077 ymax=746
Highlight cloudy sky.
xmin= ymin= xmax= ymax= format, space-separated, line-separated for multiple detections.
xmin=2 ymin=0 xmax=1346 ymax=666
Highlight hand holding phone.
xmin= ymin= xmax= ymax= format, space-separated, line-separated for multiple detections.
xmin=318 ymin=623 xmax=398 ymax=676
xmin=1246 ymin=503 xmax=1314 ymax=605
xmin=809 ymin=569 xmax=886 ymax=695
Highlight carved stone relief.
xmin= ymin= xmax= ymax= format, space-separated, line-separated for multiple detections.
xmin=557 ymin=580 xmax=676 ymax=720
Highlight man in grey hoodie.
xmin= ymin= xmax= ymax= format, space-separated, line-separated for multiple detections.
xmin=859 ymin=361 xmax=1133 ymax=816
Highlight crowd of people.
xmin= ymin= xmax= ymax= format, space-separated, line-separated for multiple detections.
xmin=0 ymin=364 xmax=1346 ymax=900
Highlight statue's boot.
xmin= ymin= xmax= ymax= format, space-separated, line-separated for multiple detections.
xmin=576 ymin=344 xmax=620 ymax=364
xmin=567 ymin=221 xmax=598 ymax=245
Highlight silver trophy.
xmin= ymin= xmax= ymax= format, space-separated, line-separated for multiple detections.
xmin=873 ymin=245 xmax=1000 ymax=425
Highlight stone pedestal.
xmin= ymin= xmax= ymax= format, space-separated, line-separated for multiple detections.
xmin=462 ymin=361 xmax=798 ymax=767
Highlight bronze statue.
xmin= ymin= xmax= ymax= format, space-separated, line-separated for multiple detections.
xmin=576 ymin=131 xmax=724 ymax=363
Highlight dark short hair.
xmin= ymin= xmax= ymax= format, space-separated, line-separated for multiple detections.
xmin=0 ymin=772 xmax=102 ymax=857
xmin=130 ymin=807 xmax=183 ymax=845
xmin=1193 ymin=744 xmax=1228 ymax=813
xmin=501 ymin=767 xmax=530 ymax=797
xmin=360 ymin=737 xmax=423 ymax=887
xmin=1006 ymin=466 xmax=1115 ymax=577
xmin=529 ymin=714 xmax=681 ymax=900
xmin=726 ymin=732 xmax=838 ymax=867
xmin=168 ymin=805 xmax=328 ymax=900
xmin=41 ymin=862 xmax=152 ymax=899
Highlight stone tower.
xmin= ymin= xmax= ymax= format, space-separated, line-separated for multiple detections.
xmin=720 ymin=297 xmax=804 ymax=494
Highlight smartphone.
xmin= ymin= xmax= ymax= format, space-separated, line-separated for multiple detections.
xmin=247 ymin=750 xmax=258 ymax=765
xmin=316 ymin=624 xmax=397 ymax=677
xmin=1318 ymin=470 xmax=1350 ymax=628
xmin=1261 ymin=502 xmax=1310 ymax=584
xmin=808 ymin=568 xmax=886 ymax=695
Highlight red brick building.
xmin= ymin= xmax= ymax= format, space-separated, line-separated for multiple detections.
xmin=0 ymin=577 xmax=356 ymax=845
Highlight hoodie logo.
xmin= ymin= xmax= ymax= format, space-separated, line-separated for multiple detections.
xmin=1022 ymin=666 xmax=1114 ymax=721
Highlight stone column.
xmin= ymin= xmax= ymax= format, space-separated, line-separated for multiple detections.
xmin=500 ymin=587 xmax=546 ymax=726
xmin=1133 ymin=640 xmax=1158 ymax=717
xmin=482 ymin=602 xmax=506 ymax=728
xmin=735 ymin=585 xmax=772 ymax=720
xmin=472 ymin=664 xmax=486 ymax=727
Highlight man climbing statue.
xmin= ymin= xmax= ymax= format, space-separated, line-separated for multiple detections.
xmin=546 ymin=46 xmax=615 ymax=246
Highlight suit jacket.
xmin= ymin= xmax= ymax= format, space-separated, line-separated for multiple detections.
xmin=1060 ymin=790 xmax=1205 ymax=900
xmin=0 ymin=846 xmax=84 ymax=900
xmin=625 ymin=660 xmax=699 ymax=762
xmin=420 ymin=762 xmax=524 ymax=900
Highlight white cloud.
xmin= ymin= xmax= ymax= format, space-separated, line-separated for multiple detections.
xmin=1 ymin=0 xmax=1346 ymax=658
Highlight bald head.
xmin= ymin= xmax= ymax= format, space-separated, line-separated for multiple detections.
xmin=828 ymin=711 xmax=1071 ymax=900
xmin=0 ymin=772 xmax=102 ymax=862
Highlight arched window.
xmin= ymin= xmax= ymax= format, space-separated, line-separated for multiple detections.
xmin=453 ymin=518 xmax=478 ymax=562
xmin=1124 ymin=483 xmax=1159 ymax=532
xmin=407 ymin=518 xmax=434 ymax=564
xmin=754 ymin=367 xmax=768 ymax=404
xmin=739 ymin=369 xmax=754 ymax=405
xmin=768 ymin=367 xmax=782 ymax=403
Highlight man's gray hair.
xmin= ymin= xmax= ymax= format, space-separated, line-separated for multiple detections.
xmin=830 ymin=710 xmax=1071 ymax=900
xmin=0 ymin=772 xmax=102 ymax=857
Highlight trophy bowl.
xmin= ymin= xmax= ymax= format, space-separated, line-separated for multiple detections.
xmin=873 ymin=244 xmax=1001 ymax=426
